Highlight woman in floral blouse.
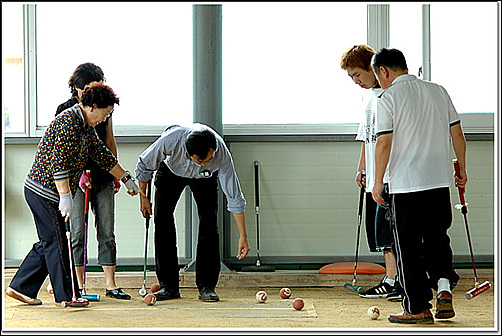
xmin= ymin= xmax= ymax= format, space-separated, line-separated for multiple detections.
xmin=6 ymin=82 xmax=143 ymax=306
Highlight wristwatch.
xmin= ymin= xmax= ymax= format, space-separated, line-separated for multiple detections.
xmin=121 ymin=171 xmax=132 ymax=184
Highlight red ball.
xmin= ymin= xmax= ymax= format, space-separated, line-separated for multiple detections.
xmin=150 ymin=283 xmax=161 ymax=293
xmin=279 ymin=287 xmax=291 ymax=299
xmin=292 ymin=298 xmax=304 ymax=310
xmin=144 ymin=294 xmax=157 ymax=306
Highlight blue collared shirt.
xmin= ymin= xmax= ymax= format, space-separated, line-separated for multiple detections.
xmin=135 ymin=124 xmax=246 ymax=213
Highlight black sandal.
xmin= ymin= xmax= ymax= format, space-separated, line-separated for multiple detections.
xmin=105 ymin=287 xmax=131 ymax=300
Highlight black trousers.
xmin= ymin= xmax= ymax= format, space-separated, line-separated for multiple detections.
xmin=391 ymin=187 xmax=460 ymax=314
xmin=9 ymin=188 xmax=80 ymax=303
xmin=365 ymin=184 xmax=393 ymax=253
xmin=154 ymin=162 xmax=220 ymax=291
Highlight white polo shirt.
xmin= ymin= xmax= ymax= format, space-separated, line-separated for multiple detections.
xmin=375 ymin=74 xmax=461 ymax=194
xmin=355 ymin=87 xmax=389 ymax=192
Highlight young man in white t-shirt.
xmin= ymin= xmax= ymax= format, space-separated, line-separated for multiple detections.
xmin=371 ymin=48 xmax=467 ymax=324
xmin=340 ymin=45 xmax=402 ymax=301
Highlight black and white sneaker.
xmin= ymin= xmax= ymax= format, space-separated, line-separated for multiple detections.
xmin=359 ymin=278 xmax=393 ymax=298
xmin=386 ymin=280 xmax=404 ymax=302
xmin=386 ymin=291 xmax=403 ymax=302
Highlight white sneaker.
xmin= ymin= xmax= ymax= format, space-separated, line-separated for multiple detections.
xmin=6 ymin=287 xmax=42 ymax=305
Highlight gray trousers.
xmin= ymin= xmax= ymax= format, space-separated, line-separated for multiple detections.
xmin=70 ymin=182 xmax=117 ymax=266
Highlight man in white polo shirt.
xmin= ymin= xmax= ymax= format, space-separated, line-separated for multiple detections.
xmin=371 ymin=48 xmax=467 ymax=324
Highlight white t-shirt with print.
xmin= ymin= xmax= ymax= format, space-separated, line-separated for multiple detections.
xmin=375 ymin=74 xmax=461 ymax=194
xmin=355 ymin=87 xmax=388 ymax=192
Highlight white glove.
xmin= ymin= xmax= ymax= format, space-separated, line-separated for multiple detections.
xmin=120 ymin=171 xmax=141 ymax=195
xmin=58 ymin=192 xmax=73 ymax=222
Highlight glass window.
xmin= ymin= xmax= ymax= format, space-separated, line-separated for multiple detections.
xmin=389 ymin=3 xmax=423 ymax=79
xmin=222 ymin=3 xmax=367 ymax=125
xmin=430 ymin=2 xmax=497 ymax=113
xmin=2 ymin=3 xmax=25 ymax=133
xmin=36 ymin=3 xmax=193 ymax=127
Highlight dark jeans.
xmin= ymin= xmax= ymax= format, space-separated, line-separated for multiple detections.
xmin=9 ymin=188 xmax=80 ymax=303
xmin=154 ymin=162 xmax=220 ymax=292
xmin=391 ymin=187 xmax=460 ymax=314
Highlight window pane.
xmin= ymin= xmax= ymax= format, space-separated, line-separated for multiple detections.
xmin=36 ymin=3 xmax=193 ymax=127
xmin=430 ymin=2 xmax=497 ymax=113
xmin=389 ymin=3 xmax=423 ymax=78
xmin=223 ymin=3 xmax=367 ymax=124
xmin=2 ymin=3 xmax=25 ymax=133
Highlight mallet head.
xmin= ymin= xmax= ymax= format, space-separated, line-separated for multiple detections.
xmin=465 ymin=280 xmax=491 ymax=300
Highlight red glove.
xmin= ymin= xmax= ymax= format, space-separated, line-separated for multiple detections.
xmin=79 ymin=171 xmax=91 ymax=192
xmin=114 ymin=178 xmax=121 ymax=194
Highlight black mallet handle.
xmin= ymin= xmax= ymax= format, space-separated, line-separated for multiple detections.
xmin=254 ymin=161 xmax=261 ymax=265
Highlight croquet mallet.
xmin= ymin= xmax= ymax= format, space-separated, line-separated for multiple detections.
xmin=343 ymin=172 xmax=366 ymax=293
xmin=452 ymin=159 xmax=491 ymax=299
xmin=139 ymin=179 xmax=152 ymax=297
xmin=61 ymin=219 xmax=90 ymax=308
xmin=81 ymin=171 xmax=100 ymax=301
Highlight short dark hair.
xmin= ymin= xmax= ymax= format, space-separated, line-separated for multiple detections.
xmin=185 ymin=129 xmax=217 ymax=160
xmin=371 ymin=48 xmax=408 ymax=74
xmin=80 ymin=82 xmax=120 ymax=108
xmin=69 ymin=63 xmax=105 ymax=98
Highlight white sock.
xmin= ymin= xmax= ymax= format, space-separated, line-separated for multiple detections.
xmin=385 ymin=277 xmax=395 ymax=287
xmin=438 ymin=278 xmax=451 ymax=293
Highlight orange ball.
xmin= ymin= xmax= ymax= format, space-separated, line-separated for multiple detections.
xmin=292 ymin=298 xmax=304 ymax=310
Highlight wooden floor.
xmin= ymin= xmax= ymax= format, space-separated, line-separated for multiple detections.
xmin=3 ymin=267 xmax=496 ymax=331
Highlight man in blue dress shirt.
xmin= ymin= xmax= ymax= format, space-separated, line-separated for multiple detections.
xmin=135 ymin=124 xmax=250 ymax=302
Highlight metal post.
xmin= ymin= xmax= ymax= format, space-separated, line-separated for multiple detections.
xmin=185 ymin=4 xmax=230 ymax=273
xmin=422 ymin=4 xmax=431 ymax=81
xmin=193 ymin=4 xmax=222 ymax=135
xmin=367 ymin=4 xmax=389 ymax=51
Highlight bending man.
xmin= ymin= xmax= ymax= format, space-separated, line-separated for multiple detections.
xmin=135 ymin=124 xmax=250 ymax=302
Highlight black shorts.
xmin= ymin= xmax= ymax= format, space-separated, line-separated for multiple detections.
xmin=365 ymin=184 xmax=393 ymax=252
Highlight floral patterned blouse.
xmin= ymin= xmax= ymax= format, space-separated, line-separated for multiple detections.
xmin=24 ymin=104 xmax=118 ymax=202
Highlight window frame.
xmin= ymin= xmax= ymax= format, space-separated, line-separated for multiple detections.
xmin=4 ymin=3 xmax=495 ymax=142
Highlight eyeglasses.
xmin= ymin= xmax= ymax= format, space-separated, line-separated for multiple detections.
xmin=191 ymin=156 xmax=213 ymax=165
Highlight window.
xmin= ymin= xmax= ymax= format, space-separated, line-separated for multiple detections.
xmin=2 ymin=3 xmax=25 ymax=134
xmin=36 ymin=3 xmax=193 ymax=128
xmin=430 ymin=2 xmax=497 ymax=113
xmin=389 ymin=3 xmax=424 ymax=79
xmin=222 ymin=3 xmax=368 ymax=125
xmin=3 ymin=3 xmax=496 ymax=137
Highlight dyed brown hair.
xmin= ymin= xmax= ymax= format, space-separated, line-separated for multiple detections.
xmin=340 ymin=45 xmax=376 ymax=72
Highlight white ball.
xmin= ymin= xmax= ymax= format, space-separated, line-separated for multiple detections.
xmin=255 ymin=290 xmax=267 ymax=303
xmin=367 ymin=306 xmax=380 ymax=320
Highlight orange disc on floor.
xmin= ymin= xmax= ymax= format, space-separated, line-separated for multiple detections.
xmin=319 ymin=262 xmax=386 ymax=274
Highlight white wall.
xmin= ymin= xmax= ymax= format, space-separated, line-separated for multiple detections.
xmin=3 ymin=143 xmax=187 ymax=264
xmin=229 ymin=140 xmax=495 ymax=260
xmin=3 ymin=139 xmax=495 ymax=265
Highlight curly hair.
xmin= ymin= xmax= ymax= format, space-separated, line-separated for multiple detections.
xmin=80 ymin=82 xmax=120 ymax=108
xmin=340 ymin=45 xmax=376 ymax=72
xmin=68 ymin=63 xmax=105 ymax=98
